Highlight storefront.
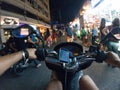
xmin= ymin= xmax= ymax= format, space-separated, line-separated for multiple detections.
xmin=83 ymin=0 xmax=120 ymax=29
xmin=0 ymin=16 xmax=19 ymax=43
xmin=0 ymin=15 xmax=51 ymax=43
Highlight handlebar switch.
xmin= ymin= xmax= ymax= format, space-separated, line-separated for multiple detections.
xmin=62 ymin=61 xmax=79 ymax=72
xmin=73 ymin=57 xmax=77 ymax=62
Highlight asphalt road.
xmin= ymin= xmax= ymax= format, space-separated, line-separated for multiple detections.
xmin=0 ymin=61 xmax=120 ymax=90
xmin=0 ymin=61 xmax=51 ymax=90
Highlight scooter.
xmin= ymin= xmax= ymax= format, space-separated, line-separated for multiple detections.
xmin=45 ymin=42 xmax=107 ymax=90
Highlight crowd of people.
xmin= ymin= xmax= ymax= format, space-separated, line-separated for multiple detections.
xmin=74 ymin=18 xmax=120 ymax=53
xmin=1 ymin=18 xmax=120 ymax=56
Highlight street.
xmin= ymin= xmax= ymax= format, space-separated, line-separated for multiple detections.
xmin=0 ymin=61 xmax=51 ymax=90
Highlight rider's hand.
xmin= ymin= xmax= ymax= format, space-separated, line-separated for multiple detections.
xmin=105 ymin=51 xmax=120 ymax=68
xmin=27 ymin=48 xmax=37 ymax=59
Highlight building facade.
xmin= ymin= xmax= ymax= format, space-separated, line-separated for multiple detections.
xmin=0 ymin=0 xmax=51 ymax=43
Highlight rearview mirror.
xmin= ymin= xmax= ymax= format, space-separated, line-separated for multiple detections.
xmin=12 ymin=24 xmax=35 ymax=38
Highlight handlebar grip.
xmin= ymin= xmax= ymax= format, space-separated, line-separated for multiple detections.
xmin=95 ymin=50 xmax=107 ymax=63
xmin=35 ymin=47 xmax=47 ymax=61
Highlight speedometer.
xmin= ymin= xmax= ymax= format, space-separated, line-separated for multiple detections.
xmin=54 ymin=42 xmax=83 ymax=57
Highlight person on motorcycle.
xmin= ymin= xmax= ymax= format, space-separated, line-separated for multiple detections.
xmin=107 ymin=18 xmax=120 ymax=54
xmin=102 ymin=18 xmax=120 ymax=68
xmin=45 ymin=51 xmax=120 ymax=90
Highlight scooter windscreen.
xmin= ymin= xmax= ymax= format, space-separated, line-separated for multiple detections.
xmin=12 ymin=24 xmax=36 ymax=38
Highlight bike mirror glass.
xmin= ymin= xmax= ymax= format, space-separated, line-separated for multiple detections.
xmin=12 ymin=24 xmax=33 ymax=38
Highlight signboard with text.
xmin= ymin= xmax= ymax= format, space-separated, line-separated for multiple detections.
xmin=0 ymin=16 xmax=19 ymax=28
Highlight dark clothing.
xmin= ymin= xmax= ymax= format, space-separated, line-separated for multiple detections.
xmin=101 ymin=26 xmax=119 ymax=44
xmin=101 ymin=26 xmax=120 ymax=53
xmin=15 ymin=38 xmax=26 ymax=51
xmin=5 ymin=37 xmax=17 ymax=52
xmin=100 ymin=31 xmax=106 ymax=41
xmin=66 ymin=27 xmax=72 ymax=38
xmin=6 ymin=37 xmax=15 ymax=48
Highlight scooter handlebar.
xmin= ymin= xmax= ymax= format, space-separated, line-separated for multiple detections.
xmin=45 ymin=47 xmax=108 ymax=72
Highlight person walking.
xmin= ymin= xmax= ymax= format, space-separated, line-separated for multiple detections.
xmin=45 ymin=28 xmax=52 ymax=48
xmin=99 ymin=18 xmax=109 ymax=50
xmin=91 ymin=24 xmax=99 ymax=45
xmin=65 ymin=24 xmax=73 ymax=42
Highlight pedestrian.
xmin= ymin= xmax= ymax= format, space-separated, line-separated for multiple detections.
xmin=65 ymin=24 xmax=73 ymax=42
xmin=99 ymin=18 xmax=109 ymax=40
xmin=52 ymin=29 xmax=57 ymax=44
xmin=91 ymin=24 xmax=99 ymax=45
xmin=45 ymin=28 xmax=52 ymax=47
xmin=73 ymin=24 xmax=79 ymax=40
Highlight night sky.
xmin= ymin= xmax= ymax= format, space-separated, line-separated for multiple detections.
xmin=50 ymin=0 xmax=85 ymax=24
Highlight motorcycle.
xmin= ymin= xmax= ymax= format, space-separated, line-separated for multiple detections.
xmin=10 ymin=24 xmax=44 ymax=76
xmin=101 ymin=26 xmax=120 ymax=57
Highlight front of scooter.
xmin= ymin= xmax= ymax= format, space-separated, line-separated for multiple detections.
xmin=45 ymin=42 xmax=107 ymax=90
